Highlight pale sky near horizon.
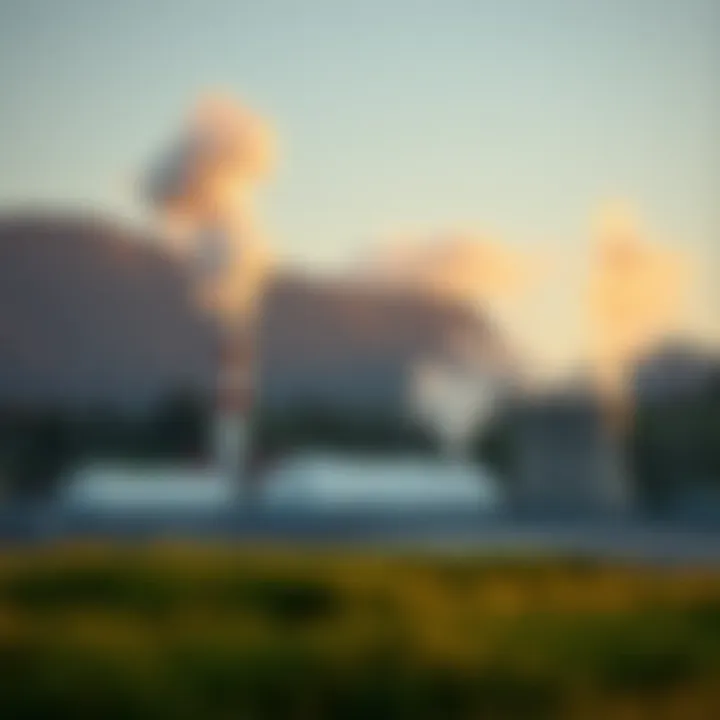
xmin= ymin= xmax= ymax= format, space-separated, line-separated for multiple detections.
xmin=0 ymin=0 xmax=717 ymax=372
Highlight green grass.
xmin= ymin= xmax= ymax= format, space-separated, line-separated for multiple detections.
xmin=0 ymin=546 xmax=719 ymax=718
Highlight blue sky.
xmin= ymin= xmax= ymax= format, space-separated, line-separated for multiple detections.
xmin=0 ymin=0 xmax=716 ymax=367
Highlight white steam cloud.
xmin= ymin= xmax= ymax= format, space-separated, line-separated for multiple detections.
xmin=146 ymin=93 xmax=274 ymax=228
xmin=144 ymin=93 xmax=276 ymax=319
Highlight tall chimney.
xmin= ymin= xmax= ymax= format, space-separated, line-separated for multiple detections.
xmin=213 ymin=321 xmax=255 ymax=496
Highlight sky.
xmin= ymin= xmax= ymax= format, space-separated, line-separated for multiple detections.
xmin=0 ymin=0 xmax=717 ymax=372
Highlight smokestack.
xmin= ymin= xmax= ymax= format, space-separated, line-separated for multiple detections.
xmin=212 ymin=320 xmax=255 ymax=494
xmin=143 ymin=94 xmax=275 ymax=495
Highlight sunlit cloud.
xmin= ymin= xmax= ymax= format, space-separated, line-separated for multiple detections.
xmin=143 ymin=92 xmax=277 ymax=319
xmin=357 ymin=230 xmax=545 ymax=307
xmin=587 ymin=203 xmax=691 ymax=396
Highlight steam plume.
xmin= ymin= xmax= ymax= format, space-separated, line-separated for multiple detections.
xmin=144 ymin=93 xmax=276 ymax=319
xmin=146 ymin=93 xmax=274 ymax=229
xmin=587 ymin=204 xmax=690 ymax=396
xmin=360 ymin=231 xmax=541 ymax=306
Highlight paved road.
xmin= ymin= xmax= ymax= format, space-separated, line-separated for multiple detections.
xmin=1 ymin=504 xmax=720 ymax=564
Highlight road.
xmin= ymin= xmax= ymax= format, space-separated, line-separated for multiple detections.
xmin=1 ymin=504 xmax=720 ymax=564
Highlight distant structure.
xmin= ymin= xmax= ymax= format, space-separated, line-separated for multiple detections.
xmin=0 ymin=218 xmax=512 ymax=422
xmin=259 ymin=274 xmax=516 ymax=419
xmin=0 ymin=214 xmax=216 ymax=412
xmin=632 ymin=340 xmax=719 ymax=404
xmin=512 ymin=384 xmax=629 ymax=516
xmin=259 ymin=454 xmax=504 ymax=512
xmin=628 ymin=341 xmax=720 ymax=520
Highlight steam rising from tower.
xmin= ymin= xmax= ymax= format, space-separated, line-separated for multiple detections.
xmin=588 ymin=204 xmax=689 ymax=407
xmin=585 ymin=204 xmax=690 ymax=512
xmin=144 ymin=94 xmax=276 ymax=490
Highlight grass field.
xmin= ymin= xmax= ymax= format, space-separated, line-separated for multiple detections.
xmin=0 ymin=545 xmax=719 ymax=718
